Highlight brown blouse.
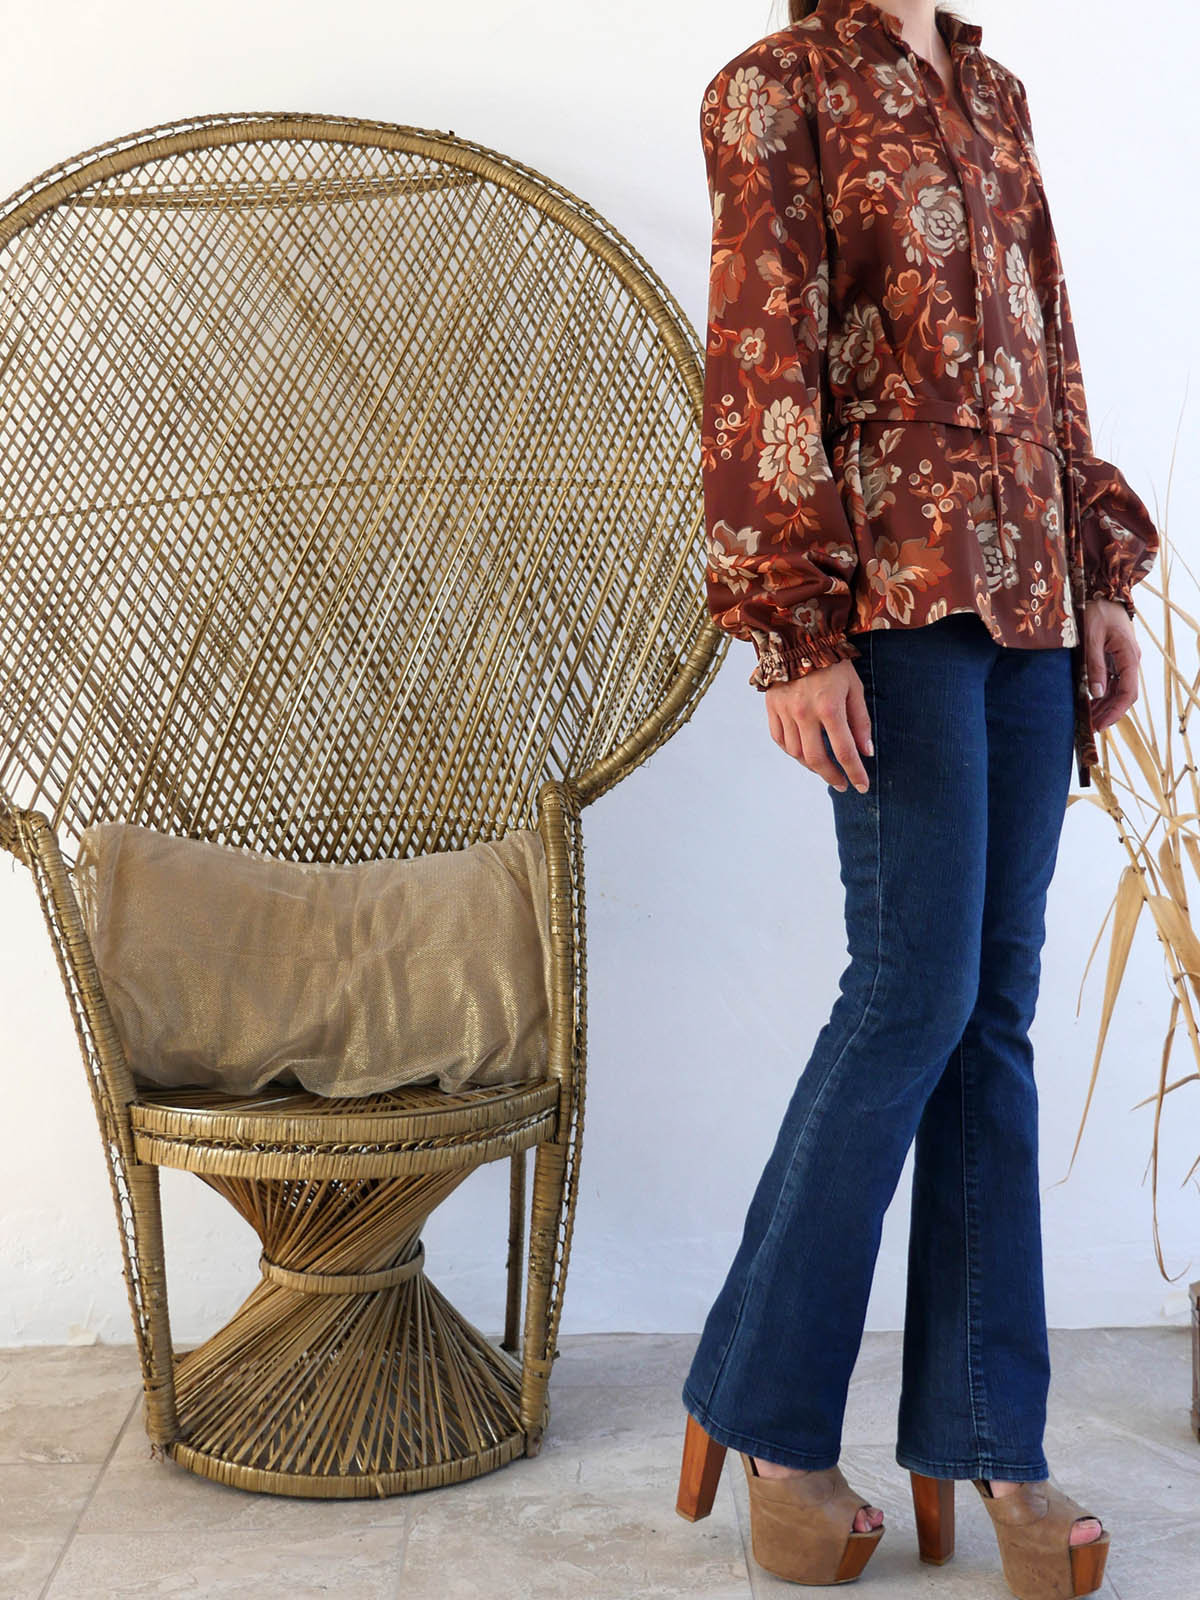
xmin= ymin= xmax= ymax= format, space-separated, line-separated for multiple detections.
xmin=699 ymin=0 xmax=1160 ymax=787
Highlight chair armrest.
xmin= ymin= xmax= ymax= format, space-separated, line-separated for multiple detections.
xmin=10 ymin=806 xmax=141 ymax=1117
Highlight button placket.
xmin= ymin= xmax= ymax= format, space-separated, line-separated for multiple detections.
xmin=849 ymin=8 xmax=1096 ymax=783
xmin=982 ymin=62 xmax=1087 ymax=647
xmin=904 ymin=44 xmax=1009 ymax=572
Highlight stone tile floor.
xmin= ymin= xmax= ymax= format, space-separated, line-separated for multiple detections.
xmin=0 ymin=1328 xmax=1195 ymax=1598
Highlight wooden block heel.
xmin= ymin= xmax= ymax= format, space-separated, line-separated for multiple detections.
xmin=910 ymin=1470 xmax=956 ymax=1564
xmin=676 ymin=1413 xmax=885 ymax=1584
xmin=676 ymin=1412 xmax=727 ymax=1521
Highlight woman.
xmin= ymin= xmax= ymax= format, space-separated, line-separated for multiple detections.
xmin=675 ymin=1 xmax=1159 ymax=1595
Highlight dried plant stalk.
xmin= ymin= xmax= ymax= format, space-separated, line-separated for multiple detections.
xmin=1063 ymin=414 xmax=1198 ymax=1280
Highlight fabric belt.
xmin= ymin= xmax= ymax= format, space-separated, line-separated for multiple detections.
xmin=827 ymin=399 xmax=1063 ymax=461
xmin=826 ymin=402 xmax=1066 ymax=601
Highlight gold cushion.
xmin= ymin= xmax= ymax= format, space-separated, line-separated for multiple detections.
xmin=73 ymin=822 xmax=553 ymax=1096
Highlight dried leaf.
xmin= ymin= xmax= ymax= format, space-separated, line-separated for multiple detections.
xmin=1156 ymin=838 xmax=1190 ymax=914
xmin=1129 ymin=1071 xmax=1199 ymax=1109
xmin=1062 ymin=864 xmax=1146 ymax=1178
xmin=1147 ymin=893 xmax=1200 ymax=979
xmin=1113 ymin=716 xmax=1165 ymax=806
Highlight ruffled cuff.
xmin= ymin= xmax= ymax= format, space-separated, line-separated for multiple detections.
xmin=1073 ymin=455 xmax=1159 ymax=623
xmin=748 ymin=629 xmax=862 ymax=690
xmin=1083 ymin=581 xmax=1137 ymax=622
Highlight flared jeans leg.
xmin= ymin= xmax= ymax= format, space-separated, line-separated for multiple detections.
xmin=896 ymin=626 xmax=1076 ymax=1480
xmin=680 ymin=612 xmax=1076 ymax=1475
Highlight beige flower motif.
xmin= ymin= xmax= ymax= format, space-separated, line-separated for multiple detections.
xmin=1004 ymin=242 xmax=1042 ymax=340
xmin=791 ymin=589 xmax=852 ymax=634
xmin=757 ymin=395 xmax=833 ymax=505
xmin=985 ymin=349 xmax=1023 ymax=408
xmin=793 ymin=255 xmax=830 ymax=355
xmin=733 ymin=328 xmax=770 ymax=370
xmin=868 ymin=59 xmax=920 ymax=118
xmin=935 ymin=312 xmax=976 ymax=379
xmin=705 ymin=519 xmax=766 ymax=596
xmin=969 ymin=489 xmax=1021 ymax=591
xmin=822 ymin=79 xmax=858 ymax=123
xmin=829 ymin=301 xmax=885 ymax=388
xmin=721 ymin=65 xmax=799 ymax=163
xmin=859 ymin=432 xmax=903 ymax=520
xmin=898 ymin=164 xmax=968 ymax=262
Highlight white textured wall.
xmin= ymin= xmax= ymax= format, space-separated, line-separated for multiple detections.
xmin=0 ymin=1 xmax=1195 ymax=1346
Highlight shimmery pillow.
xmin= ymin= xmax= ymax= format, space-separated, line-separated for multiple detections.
xmin=73 ymin=821 xmax=553 ymax=1096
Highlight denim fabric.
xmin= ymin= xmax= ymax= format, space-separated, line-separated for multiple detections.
xmin=681 ymin=610 xmax=1077 ymax=1480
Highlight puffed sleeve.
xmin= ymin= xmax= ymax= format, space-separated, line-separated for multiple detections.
xmin=1006 ymin=73 xmax=1159 ymax=621
xmin=699 ymin=52 xmax=862 ymax=688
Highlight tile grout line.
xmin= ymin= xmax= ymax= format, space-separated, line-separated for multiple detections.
xmin=723 ymin=1445 xmax=759 ymax=1598
xmin=37 ymin=1385 xmax=142 ymax=1600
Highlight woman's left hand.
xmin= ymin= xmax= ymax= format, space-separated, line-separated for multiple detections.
xmin=1084 ymin=597 xmax=1141 ymax=732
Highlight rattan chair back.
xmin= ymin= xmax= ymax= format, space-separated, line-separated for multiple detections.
xmin=0 ymin=113 xmax=721 ymax=864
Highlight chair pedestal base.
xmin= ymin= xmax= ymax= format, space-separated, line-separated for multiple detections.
xmin=155 ymin=1173 xmax=539 ymax=1497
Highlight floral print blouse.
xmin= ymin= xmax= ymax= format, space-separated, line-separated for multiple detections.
xmin=699 ymin=0 xmax=1159 ymax=787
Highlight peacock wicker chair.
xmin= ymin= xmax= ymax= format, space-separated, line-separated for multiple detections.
xmin=0 ymin=111 xmax=723 ymax=1497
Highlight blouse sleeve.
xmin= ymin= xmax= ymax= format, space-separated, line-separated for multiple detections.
xmin=1007 ymin=73 xmax=1160 ymax=621
xmin=699 ymin=54 xmax=862 ymax=689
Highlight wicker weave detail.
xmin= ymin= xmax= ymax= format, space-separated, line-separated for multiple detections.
xmin=258 ymin=1239 xmax=426 ymax=1295
xmin=129 ymin=1077 xmax=562 ymax=1146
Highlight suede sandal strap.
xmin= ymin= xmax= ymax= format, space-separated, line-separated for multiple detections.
xmin=977 ymin=1477 xmax=1103 ymax=1531
xmin=973 ymin=1477 xmax=1108 ymax=1600
xmin=741 ymin=1457 xmax=884 ymax=1586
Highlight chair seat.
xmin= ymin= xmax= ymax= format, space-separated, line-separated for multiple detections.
xmin=130 ymin=1075 xmax=560 ymax=1178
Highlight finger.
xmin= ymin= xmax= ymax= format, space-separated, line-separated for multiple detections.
xmin=843 ymin=677 xmax=874 ymax=761
xmin=1107 ymin=636 xmax=1141 ymax=702
xmin=1092 ymin=644 xmax=1140 ymax=728
xmin=1094 ymin=694 xmax=1135 ymax=732
xmin=1085 ymin=626 xmax=1109 ymax=701
xmin=767 ymin=695 xmax=811 ymax=765
xmin=766 ymin=697 xmax=793 ymax=755
xmin=799 ymin=717 xmax=851 ymax=789
xmin=825 ymin=713 xmax=870 ymax=792
xmin=1094 ymin=680 xmax=1139 ymax=730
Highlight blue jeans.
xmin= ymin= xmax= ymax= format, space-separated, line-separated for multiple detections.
xmin=682 ymin=611 xmax=1077 ymax=1480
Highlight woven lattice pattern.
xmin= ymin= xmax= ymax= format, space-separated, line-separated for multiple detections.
xmin=0 ymin=112 xmax=722 ymax=1496
xmin=0 ymin=113 xmax=717 ymax=863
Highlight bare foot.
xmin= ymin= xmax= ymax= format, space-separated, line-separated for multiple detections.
xmin=985 ymin=1479 xmax=1102 ymax=1545
xmin=751 ymin=1459 xmax=884 ymax=1532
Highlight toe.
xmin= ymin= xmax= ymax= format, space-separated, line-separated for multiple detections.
xmin=854 ymin=1505 xmax=884 ymax=1532
xmin=1070 ymin=1516 xmax=1103 ymax=1545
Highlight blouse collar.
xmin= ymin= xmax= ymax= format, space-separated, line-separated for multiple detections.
xmin=812 ymin=0 xmax=984 ymax=52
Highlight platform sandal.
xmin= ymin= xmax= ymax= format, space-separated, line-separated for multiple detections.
xmin=676 ymin=1413 xmax=885 ymax=1584
xmin=909 ymin=1469 xmax=1110 ymax=1599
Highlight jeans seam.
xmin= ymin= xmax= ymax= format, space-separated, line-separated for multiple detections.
xmin=695 ymin=633 xmax=885 ymax=1426
xmin=959 ymin=1027 xmax=990 ymax=1455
